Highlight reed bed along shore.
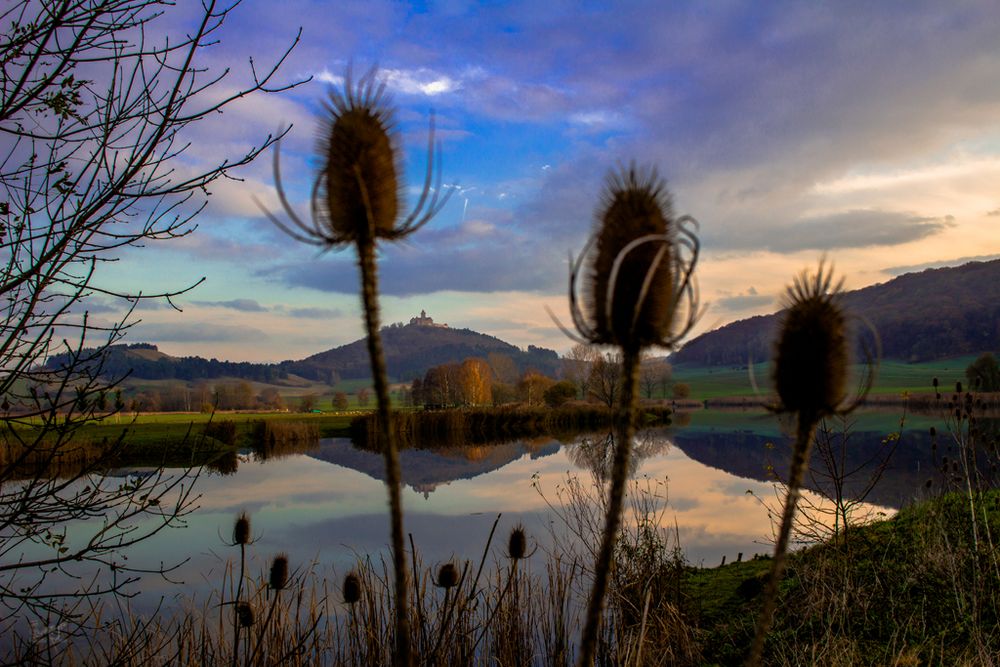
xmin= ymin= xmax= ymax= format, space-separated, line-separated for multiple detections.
xmin=0 ymin=419 xmax=323 ymax=480
xmin=349 ymin=404 xmax=674 ymax=449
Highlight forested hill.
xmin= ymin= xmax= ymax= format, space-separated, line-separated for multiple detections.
xmin=44 ymin=323 xmax=560 ymax=383
xmin=284 ymin=322 xmax=560 ymax=381
xmin=672 ymin=259 xmax=1000 ymax=366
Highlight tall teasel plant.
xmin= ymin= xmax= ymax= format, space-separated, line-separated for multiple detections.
xmin=559 ymin=164 xmax=700 ymax=666
xmin=745 ymin=263 xmax=873 ymax=667
xmin=257 ymin=68 xmax=450 ymax=666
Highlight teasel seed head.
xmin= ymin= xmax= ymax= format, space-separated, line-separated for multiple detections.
xmin=563 ymin=163 xmax=700 ymax=352
xmin=269 ymin=554 xmax=289 ymax=591
xmin=435 ymin=562 xmax=459 ymax=589
xmin=342 ymin=572 xmax=361 ymax=605
xmin=956 ymin=381 xmax=963 ymax=393
xmin=258 ymin=67 xmax=450 ymax=251
xmin=233 ymin=512 xmax=250 ymax=546
xmin=236 ymin=601 xmax=255 ymax=628
xmin=319 ymin=72 xmax=400 ymax=244
xmin=772 ymin=263 xmax=848 ymax=419
xmin=589 ymin=166 xmax=674 ymax=348
xmin=507 ymin=525 xmax=527 ymax=560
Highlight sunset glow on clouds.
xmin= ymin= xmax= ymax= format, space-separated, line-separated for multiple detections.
xmin=95 ymin=1 xmax=1000 ymax=362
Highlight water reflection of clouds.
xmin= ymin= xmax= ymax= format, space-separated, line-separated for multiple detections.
xmin=124 ymin=432 xmax=870 ymax=598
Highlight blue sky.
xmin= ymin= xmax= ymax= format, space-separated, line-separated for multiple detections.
xmin=94 ymin=1 xmax=1000 ymax=362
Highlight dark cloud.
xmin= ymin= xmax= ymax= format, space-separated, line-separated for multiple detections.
xmin=260 ymin=212 xmax=573 ymax=296
xmin=160 ymin=1 xmax=1000 ymax=307
xmin=193 ymin=298 xmax=268 ymax=312
xmin=715 ymin=293 xmax=774 ymax=312
xmin=69 ymin=296 xmax=119 ymax=315
xmin=882 ymin=254 xmax=1000 ymax=276
xmin=264 ymin=239 xmax=565 ymax=297
xmin=285 ymin=306 xmax=344 ymax=319
xmin=709 ymin=210 xmax=953 ymax=253
xmin=132 ymin=322 xmax=265 ymax=343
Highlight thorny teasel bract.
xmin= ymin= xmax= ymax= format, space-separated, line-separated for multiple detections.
xmin=770 ymin=260 xmax=876 ymax=418
xmin=256 ymin=67 xmax=449 ymax=248
xmin=560 ymin=164 xmax=700 ymax=351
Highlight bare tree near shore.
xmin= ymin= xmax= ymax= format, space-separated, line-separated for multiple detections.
xmin=0 ymin=0 xmax=302 ymax=652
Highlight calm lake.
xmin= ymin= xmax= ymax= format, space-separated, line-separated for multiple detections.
xmin=9 ymin=408 xmax=956 ymax=622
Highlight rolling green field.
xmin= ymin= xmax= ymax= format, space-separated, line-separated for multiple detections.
xmin=672 ymin=355 xmax=980 ymax=401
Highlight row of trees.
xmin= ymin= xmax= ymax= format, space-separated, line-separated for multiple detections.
xmin=562 ymin=344 xmax=676 ymax=406
xmin=112 ymin=345 xmax=685 ymax=413
xmin=127 ymin=381 xmax=287 ymax=412
xmin=406 ymin=347 xmax=680 ymax=410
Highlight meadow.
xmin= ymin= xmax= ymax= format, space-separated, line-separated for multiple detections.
xmin=671 ymin=355 xmax=980 ymax=401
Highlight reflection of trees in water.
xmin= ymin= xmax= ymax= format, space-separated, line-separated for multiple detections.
xmin=566 ymin=430 xmax=671 ymax=482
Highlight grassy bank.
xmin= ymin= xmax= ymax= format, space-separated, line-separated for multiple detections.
xmin=673 ymin=356 xmax=980 ymax=401
xmin=74 ymin=410 xmax=355 ymax=449
xmin=687 ymin=488 xmax=1000 ymax=665
xmin=1 ymin=412 xmax=356 ymax=478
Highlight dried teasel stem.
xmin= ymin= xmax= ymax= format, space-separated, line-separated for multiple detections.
xmin=745 ymin=412 xmax=820 ymax=666
xmin=567 ymin=165 xmax=698 ymax=667
xmin=577 ymin=345 xmax=641 ymax=667
xmin=358 ymin=239 xmax=412 ymax=666
xmin=259 ymin=67 xmax=453 ymax=667
xmin=746 ymin=262 xmax=849 ymax=667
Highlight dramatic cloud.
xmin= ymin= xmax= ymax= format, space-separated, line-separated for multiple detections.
xmin=192 ymin=299 xmax=268 ymax=312
xmin=265 ymin=238 xmax=563 ymax=296
xmin=95 ymin=0 xmax=1000 ymax=359
xmin=882 ymin=254 xmax=1000 ymax=277
xmin=318 ymin=67 xmax=460 ymax=97
xmin=751 ymin=210 xmax=955 ymax=253
xmin=715 ymin=289 xmax=774 ymax=313
xmin=131 ymin=322 xmax=266 ymax=344
xmin=285 ymin=306 xmax=344 ymax=319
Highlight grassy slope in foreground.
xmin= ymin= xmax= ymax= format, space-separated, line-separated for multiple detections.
xmin=687 ymin=488 xmax=1000 ymax=665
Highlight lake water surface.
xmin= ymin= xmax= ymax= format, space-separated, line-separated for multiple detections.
xmin=9 ymin=408 xmax=952 ymax=618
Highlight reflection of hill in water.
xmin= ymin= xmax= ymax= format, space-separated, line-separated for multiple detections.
xmin=308 ymin=420 xmax=981 ymax=508
xmin=308 ymin=438 xmax=561 ymax=496
xmin=670 ymin=427 xmax=943 ymax=510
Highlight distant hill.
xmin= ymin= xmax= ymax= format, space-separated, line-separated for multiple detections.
xmin=44 ymin=316 xmax=560 ymax=383
xmin=673 ymin=260 xmax=1000 ymax=366
xmin=285 ymin=318 xmax=560 ymax=381
xmin=44 ymin=342 xmax=291 ymax=383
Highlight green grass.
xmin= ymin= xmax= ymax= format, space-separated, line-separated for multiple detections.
xmin=680 ymin=407 xmax=940 ymax=436
xmin=688 ymin=488 xmax=1000 ymax=665
xmin=74 ymin=411 xmax=355 ymax=449
xmin=672 ymin=355 xmax=981 ymax=401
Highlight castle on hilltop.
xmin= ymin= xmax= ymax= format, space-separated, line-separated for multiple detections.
xmin=409 ymin=310 xmax=448 ymax=328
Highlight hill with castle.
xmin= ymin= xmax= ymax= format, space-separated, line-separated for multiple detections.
xmin=46 ymin=310 xmax=560 ymax=384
